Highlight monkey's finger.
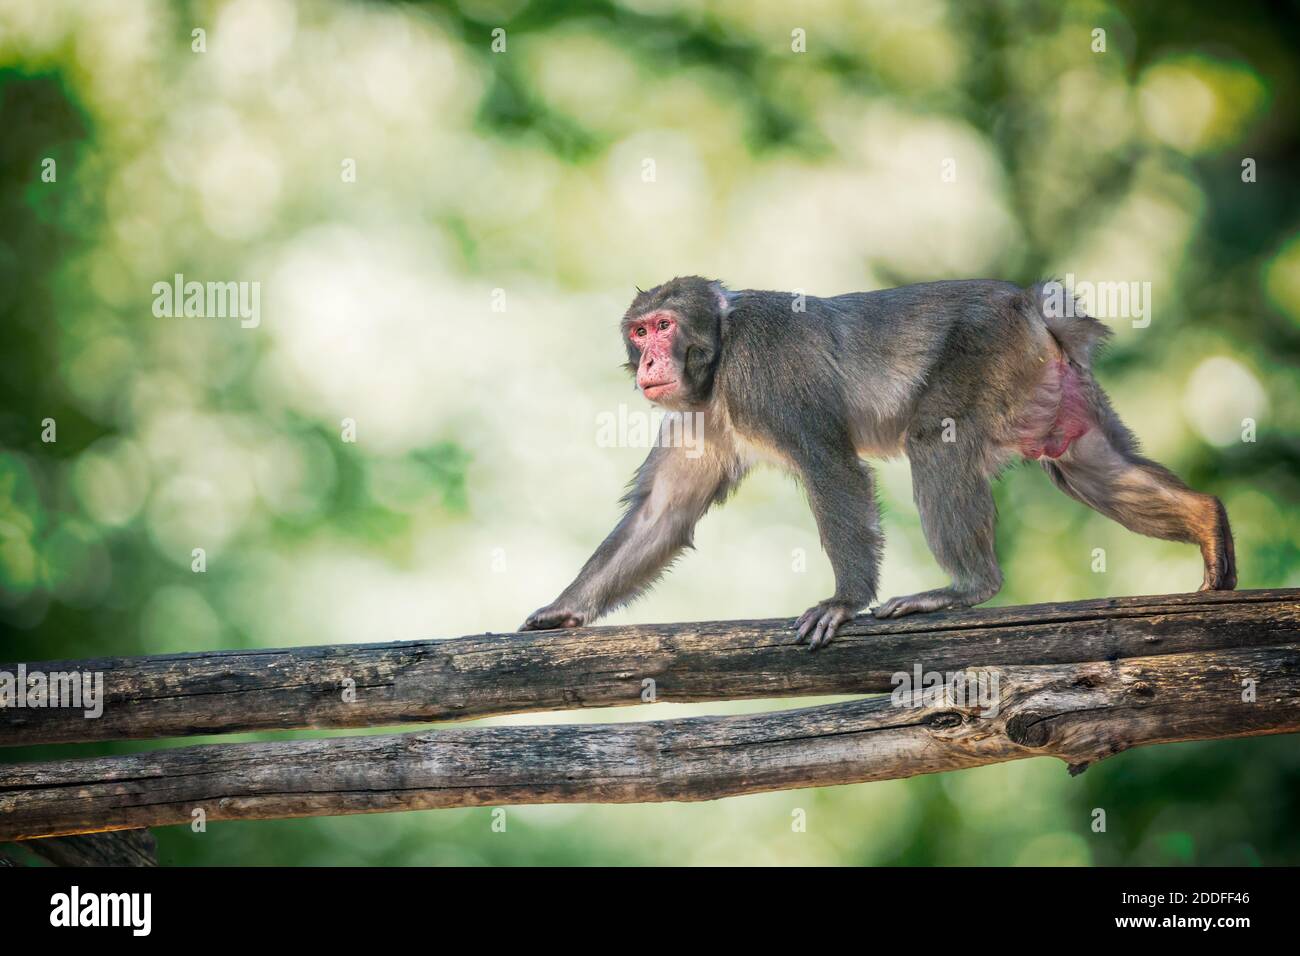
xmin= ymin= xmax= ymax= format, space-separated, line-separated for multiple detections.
xmin=520 ymin=611 xmax=582 ymax=631
xmin=795 ymin=609 xmax=819 ymax=643
xmin=795 ymin=609 xmax=813 ymax=633
xmin=808 ymin=611 xmax=836 ymax=651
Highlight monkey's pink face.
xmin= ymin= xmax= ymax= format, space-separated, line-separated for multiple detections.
xmin=628 ymin=310 xmax=681 ymax=403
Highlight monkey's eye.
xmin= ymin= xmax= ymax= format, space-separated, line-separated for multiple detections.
xmin=635 ymin=327 xmax=647 ymax=337
xmin=658 ymin=320 xmax=670 ymax=331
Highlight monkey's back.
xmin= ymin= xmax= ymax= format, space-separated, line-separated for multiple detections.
xmin=721 ymin=280 xmax=1063 ymax=459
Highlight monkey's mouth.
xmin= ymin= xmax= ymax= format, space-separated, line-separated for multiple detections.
xmin=641 ymin=380 xmax=679 ymax=400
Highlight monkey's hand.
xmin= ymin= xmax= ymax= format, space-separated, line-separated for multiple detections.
xmin=795 ymin=599 xmax=860 ymax=651
xmin=520 ymin=604 xmax=589 ymax=631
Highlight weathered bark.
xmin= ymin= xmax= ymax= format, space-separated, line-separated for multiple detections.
xmin=12 ymin=830 xmax=158 ymax=867
xmin=2 ymin=644 xmax=1296 ymax=840
xmin=2 ymin=588 xmax=1296 ymax=746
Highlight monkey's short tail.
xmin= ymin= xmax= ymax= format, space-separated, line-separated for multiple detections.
xmin=1021 ymin=281 xmax=1112 ymax=369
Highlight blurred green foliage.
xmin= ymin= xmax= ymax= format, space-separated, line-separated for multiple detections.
xmin=1 ymin=0 xmax=1298 ymax=864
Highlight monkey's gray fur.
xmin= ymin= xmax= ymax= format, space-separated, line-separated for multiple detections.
xmin=522 ymin=277 xmax=1236 ymax=649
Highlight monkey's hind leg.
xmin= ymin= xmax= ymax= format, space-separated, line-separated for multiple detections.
xmin=1041 ymin=425 xmax=1237 ymax=591
xmin=872 ymin=438 xmax=1003 ymax=619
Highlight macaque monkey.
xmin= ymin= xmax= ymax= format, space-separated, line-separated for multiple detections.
xmin=522 ymin=277 xmax=1236 ymax=649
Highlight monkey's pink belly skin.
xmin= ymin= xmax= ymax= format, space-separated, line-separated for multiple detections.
xmin=1017 ymin=358 xmax=1093 ymax=460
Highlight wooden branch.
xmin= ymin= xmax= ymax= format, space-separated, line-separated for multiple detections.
xmin=2 ymin=644 xmax=1297 ymax=840
xmin=2 ymin=589 xmax=1296 ymax=747
xmin=15 ymin=830 xmax=158 ymax=867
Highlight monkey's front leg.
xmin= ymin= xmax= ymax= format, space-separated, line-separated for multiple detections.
xmin=520 ymin=444 xmax=739 ymax=631
xmin=519 ymin=513 xmax=652 ymax=630
xmin=871 ymin=437 xmax=1002 ymax=619
xmin=793 ymin=452 xmax=883 ymax=650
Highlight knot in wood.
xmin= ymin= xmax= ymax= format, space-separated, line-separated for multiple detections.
xmin=1005 ymin=710 xmax=1052 ymax=748
xmin=928 ymin=711 xmax=964 ymax=729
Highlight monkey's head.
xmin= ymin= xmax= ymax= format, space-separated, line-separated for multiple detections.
xmin=621 ymin=276 xmax=727 ymax=409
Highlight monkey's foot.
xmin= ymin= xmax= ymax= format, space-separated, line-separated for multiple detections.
xmin=1198 ymin=549 xmax=1237 ymax=591
xmin=871 ymin=587 xmax=984 ymax=619
xmin=1198 ymin=576 xmax=1236 ymax=592
xmin=795 ymin=599 xmax=859 ymax=651
xmin=520 ymin=605 xmax=589 ymax=631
